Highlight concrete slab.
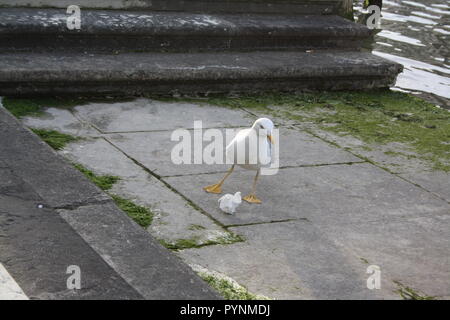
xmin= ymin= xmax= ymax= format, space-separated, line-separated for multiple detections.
xmin=75 ymin=99 xmax=253 ymax=133
xmin=105 ymin=127 xmax=361 ymax=177
xmin=59 ymin=202 xmax=220 ymax=299
xmin=164 ymin=163 xmax=450 ymax=226
xmin=316 ymin=214 xmax=450 ymax=298
xmin=22 ymin=107 xmax=99 ymax=137
xmin=297 ymin=126 xmax=433 ymax=174
xmin=105 ymin=130 xmax=230 ymax=176
xmin=293 ymin=125 xmax=450 ymax=202
xmin=60 ymin=137 xmax=232 ymax=246
xmin=0 ymin=107 xmax=109 ymax=208
xmin=0 ymin=51 xmax=402 ymax=96
xmin=111 ymin=177 xmax=232 ymax=246
xmin=0 ymin=170 xmax=143 ymax=299
xmin=0 ymin=263 xmax=28 ymax=300
xmin=178 ymin=220 xmax=387 ymax=299
xmin=399 ymin=171 xmax=450 ymax=203
xmin=61 ymin=138 xmax=144 ymax=179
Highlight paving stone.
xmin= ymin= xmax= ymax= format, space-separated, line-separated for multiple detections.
xmin=111 ymin=177 xmax=232 ymax=246
xmin=0 ymin=107 xmax=109 ymax=208
xmin=105 ymin=127 xmax=361 ymax=177
xmin=22 ymin=107 xmax=99 ymax=137
xmin=164 ymin=163 xmax=450 ymax=226
xmin=178 ymin=220 xmax=387 ymax=299
xmin=61 ymin=138 xmax=143 ymax=179
xmin=299 ymin=127 xmax=431 ymax=173
xmin=105 ymin=130 xmax=230 ymax=176
xmin=74 ymin=99 xmax=253 ymax=133
xmin=399 ymin=171 xmax=450 ymax=203
xmin=316 ymin=214 xmax=450 ymax=298
xmin=60 ymin=137 xmax=232 ymax=246
xmin=179 ymin=212 xmax=450 ymax=299
xmin=58 ymin=202 xmax=220 ymax=299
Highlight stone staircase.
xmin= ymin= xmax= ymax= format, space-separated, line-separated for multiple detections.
xmin=0 ymin=1 xmax=402 ymax=96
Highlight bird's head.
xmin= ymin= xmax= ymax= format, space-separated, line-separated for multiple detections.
xmin=252 ymin=118 xmax=275 ymax=144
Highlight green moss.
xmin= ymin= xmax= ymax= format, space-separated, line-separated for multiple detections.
xmin=394 ymin=281 xmax=435 ymax=300
xmin=160 ymin=238 xmax=200 ymax=250
xmin=2 ymin=97 xmax=87 ymax=118
xmin=360 ymin=257 xmax=369 ymax=264
xmin=198 ymin=272 xmax=269 ymax=300
xmin=3 ymin=97 xmax=44 ymax=118
xmin=31 ymin=128 xmax=80 ymax=150
xmin=2 ymin=96 xmax=136 ymax=119
xmin=200 ymin=90 xmax=450 ymax=171
xmin=160 ymin=233 xmax=245 ymax=251
xmin=73 ymin=163 xmax=153 ymax=228
xmin=73 ymin=163 xmax=119 ymax=191
xmin=111 ymin=195 xmax=154 ymax=228
xmin=188 ymin=224 xmax=206 ymax=231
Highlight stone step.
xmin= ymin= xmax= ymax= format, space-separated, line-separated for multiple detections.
xmin=0 ymin=50 xmax=402 ymax=95
xmin=0 ymin=8 xmax=370 ymax=53
xmin=1 ymin=0 xmax=346 ymax=16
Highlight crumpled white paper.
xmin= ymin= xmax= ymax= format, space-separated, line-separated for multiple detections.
xmin=218 ymin=192 xmax=242 ymax=215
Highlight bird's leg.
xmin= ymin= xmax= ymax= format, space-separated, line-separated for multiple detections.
xmin=243 ymin=169 xmax=262 ymax=204
xmin=203 ymin=165 xmax=235 ymax=194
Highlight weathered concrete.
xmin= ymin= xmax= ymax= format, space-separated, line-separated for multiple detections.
xmin=241 ymin=108 xmax=450 ymax=205
xmin=0 ymin=263 xmax=28 ymax=300
xmin=0 ymin=0 xmax=344 ymax=15
xmin=0 ymin=51 xmax=403 ymax=96
xmin=291 ymin=126 xmax=450 ymax=203
xmin=59 ymin=202 xmax=220 ymax=299
xmin=62 ymin=137 xmax=234 ymax=246
xmin=0 ymin=106 xmax=109 ymax=208
xmin=399 ymin=171 xmax=450 ymax=203
xmin=74 ymin=98 xmax=252 ymax=132
xmin=8 ymin=97 xmax=449 ymax=299
xmin=165 ymin=164 xmax=450 ymax=226
xmin=0 ymin=167 xmax=143 ymax=299
xmin=105 ymin=126 xmax=362 ymax=177
xmin=0 ymin=8 xmax=370 ymax=53
xmin=23 ymin=107 xmax=100 ymax=137
xmin=178 ymin=220 xmax=389 ymax=299
xmin=179 ymin=212 xmax=450 ymax=299
xmin=316 ymin=214 xmax=450 ymax=298
xmin=0 ymin=105 xmax=221 ymax=299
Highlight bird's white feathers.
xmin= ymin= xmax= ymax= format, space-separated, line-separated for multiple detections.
xmin=226 ymin=118 xmax=274 ymax=170
xmin=218 ymin=192 xmax=242 ymax=215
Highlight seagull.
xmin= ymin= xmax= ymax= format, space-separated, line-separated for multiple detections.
xmin=203 ymin=118 xmax=275 ymax=204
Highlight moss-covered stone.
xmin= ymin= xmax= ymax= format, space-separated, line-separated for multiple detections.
xmin=72 ymin=163 xmax=153 ymax=228
xmin=160 ymin=233 xmax=245 ymax=251
xmin=197 ymin=90 xmax=450 ymax=171
xmin=110 ymin=194 xmax=154 ymax=228
xmin=31 ymin=128 xmax=80 ymax=151
xmin=2 ymin=97 xmax=86 ymax=118
xmin=73 ymin=163 xmax=119 ymax=191
xmin=394 ymin=281 xmax=435 ymax=300
xmin=191 ymin=265 xmax=270 ymax=300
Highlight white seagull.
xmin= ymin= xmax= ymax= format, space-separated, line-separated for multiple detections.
xmin=203 ymin=118 xmax=275 ymax=204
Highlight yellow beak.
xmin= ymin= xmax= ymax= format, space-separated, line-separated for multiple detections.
xmin=267 ymin=134 xmax=274 ymax=144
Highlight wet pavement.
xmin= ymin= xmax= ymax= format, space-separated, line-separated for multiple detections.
xmin=14 ymin=98 xmax=450 ymax=299
xmin=355 ymin=0 xmax=450 ymax=107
